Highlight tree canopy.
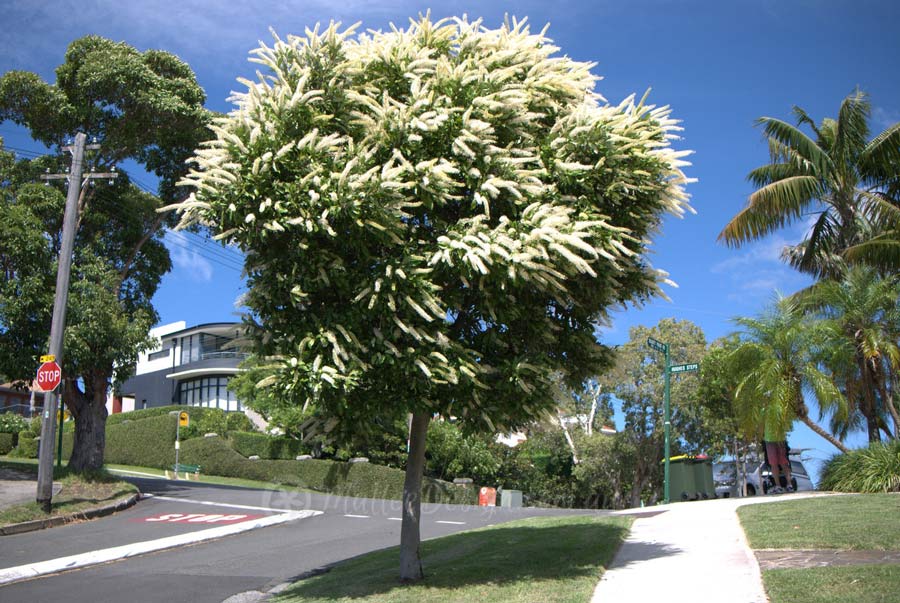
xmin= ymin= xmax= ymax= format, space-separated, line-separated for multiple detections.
xmin=0 ymin=36 xmax=211 ymax=470
xmin=173 ymin=16 xmax=692 ymax=579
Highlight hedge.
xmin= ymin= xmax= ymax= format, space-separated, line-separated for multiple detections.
xmin=0 ymin=432 xmax=14 ymax=455
xmin=229 ymin=431 xmax=309 ymax=460
xmin=11 ymin=433 xmax=38 ymax=458
xmin=61 ymin=414 xmax=177 ymax=468
xmin=181 ymin=437 xmax=476 ymax=505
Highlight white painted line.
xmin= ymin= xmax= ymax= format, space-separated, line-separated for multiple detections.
xmin=0 ymin=510 xmax=322 ymax=585
xmin=108 ymin=468 xmax=164 ymax=479
xmin=343 ymin=514 xmax=370 ymax=519
xmin=435 ymin=520 xmax=466 ymax=525
xmin=150 ymin=495 xmax=293 ymax=514
xmin=388 ymin=517 xmax=402 ymax=521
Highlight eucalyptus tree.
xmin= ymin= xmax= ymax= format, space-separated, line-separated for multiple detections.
xmin=173 ymin=17 xmax=693 ymax=580
xmin=719 ymin=90 xmax=900 ymax=278
xmin=730 ymin=295 xmax=849 ymax=453
xmin=800 ymin=267 xmax=900 ymax=441
xmin=0 ymin=36 xmax=210 ymax=470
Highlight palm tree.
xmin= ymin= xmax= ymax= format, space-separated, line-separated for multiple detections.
xmin=799 ymin=267 xmax=900 ymax=441
xmin=720 ymin=90 xmax=900 ymax=278
xmin=730 ymin=295 xmax=849 ymax=453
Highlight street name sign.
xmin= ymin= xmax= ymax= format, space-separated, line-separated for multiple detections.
xmin=36 ymin=361 xmax=62 ymax=392
xmin=647 ymin=337 xmax=667 ymax=353
xmin=669 ymin=363 xmax=699 ymax=374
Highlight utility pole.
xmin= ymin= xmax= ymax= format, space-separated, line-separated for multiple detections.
xmin=36 ymin=133 xmax=117 ymax=512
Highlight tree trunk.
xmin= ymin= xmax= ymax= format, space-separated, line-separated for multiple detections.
xmin=67 ymin=380 xmax=109 ymax=472
xmin=399 ymin=412 xmax=429 ymax=582
xmin=557 ymin=410 xmax=579 ymax=464
xmin=798 ymin=415 xmax=849 ymax=454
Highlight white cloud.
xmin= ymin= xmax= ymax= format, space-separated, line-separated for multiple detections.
xmin=872 ymin=106 xmax=900 ymax=131
xmin=166 ymin=230 xmax=213 ymax=282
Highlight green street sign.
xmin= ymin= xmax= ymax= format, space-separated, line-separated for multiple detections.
xmin=669 ymin=362 xmax=699 ymax=374
xmin=647 ymin=337 xmax=667 ymax=353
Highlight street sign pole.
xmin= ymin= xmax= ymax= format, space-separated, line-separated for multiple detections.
xmin=663 ymin=343 xmax=671 ymax=505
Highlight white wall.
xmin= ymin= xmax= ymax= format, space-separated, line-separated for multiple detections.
xmin=135 ymin=321 xmax=186 ymax=375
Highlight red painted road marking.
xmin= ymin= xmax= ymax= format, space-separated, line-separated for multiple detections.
xmin=133 ymin=513 xmax=262 ymax=524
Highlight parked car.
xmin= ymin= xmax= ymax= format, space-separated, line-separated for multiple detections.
xmin=713 ymin=452 xmax=814 ymax=497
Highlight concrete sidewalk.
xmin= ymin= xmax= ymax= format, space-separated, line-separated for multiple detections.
xmin=592 ymin=492 xmax=834 ymax=603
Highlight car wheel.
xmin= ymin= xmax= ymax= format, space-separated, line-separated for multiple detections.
xmin=746 ymin=484 xmax=756 ymax=496
xmin=791 ymin=478 xmax=798 ymax=491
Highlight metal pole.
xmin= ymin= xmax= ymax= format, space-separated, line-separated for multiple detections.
xmin=663 ymin=343 xmax=671 ymax=505
xmin=56 ymin=398 xmax=64 ymax=468
xmin=174 ymin=416 xmax=180 ymax=479
xmin=37 ymin=132 xmax=86 ymax=512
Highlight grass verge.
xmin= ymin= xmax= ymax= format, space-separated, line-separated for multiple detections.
xmin=0 ymin=460 xmax=137 ymax=527
xmin=763 ymin=565 xmax=900 ymax=603
xmin=274 ymin=514 xmax=631 ymax=603
xmin=737 ymin=494 xmax=900 ymax=550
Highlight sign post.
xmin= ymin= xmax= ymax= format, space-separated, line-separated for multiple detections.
xmin=647 ymin=338 xmax=672 ymax=504
xmin=647 ymin=338 xmax=701 ymax=504
xmin=174 ymin=411 xmax=189 ymax=478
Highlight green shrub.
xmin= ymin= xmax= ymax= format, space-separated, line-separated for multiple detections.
xmin=12 ymin=433 xmax=39 ymax=458
xmin=103 ymin=415 xmax=178 ymax=468
xmin=0 ymin=432 xmax=15 ymax=454
xmin=180 ymin=437 xmax=475 ymax=504
xmin=230 ymin=431 xmax=311 ymax=460
xmin=820 ymin=440 xmax=900 ymax=493
xmin=0 ymin=412 xmax=29 ymax=434
xmin=108 ymin=405 xmax=238 ymax=440
xmin=229 ymin=431 xmax=270 ymax=458
xmin=226 ymin=411 xmax=255 ymax=433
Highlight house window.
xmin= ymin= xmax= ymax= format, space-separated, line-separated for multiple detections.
xmin=177 ymin=376 xmax=241 ymax=411
xmin=148 ymin=348 xmax=170 ymax=361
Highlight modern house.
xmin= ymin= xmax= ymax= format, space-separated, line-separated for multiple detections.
xmin=0 ymin=382 xmax=45 ymax=418
xmin=117 ymin=321 xmax=248 ymax=413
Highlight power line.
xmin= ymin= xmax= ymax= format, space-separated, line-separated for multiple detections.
xmin=3 ymin=144 xmax=246 ymax=274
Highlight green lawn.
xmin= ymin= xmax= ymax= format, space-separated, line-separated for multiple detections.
xmin=738 ymin=494 xmax=900 ymax=603
xmin=763 ymin=565 xmax=900 ymax=603
xmin=275 ymin=514 xmax=632 ymax=603
xmin=738 ymin=494 xmax=900 ymax=550
xmin=0 ymin=460 xmax=137 ymax=526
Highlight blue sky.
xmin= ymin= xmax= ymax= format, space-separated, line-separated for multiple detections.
xmin=2 ymin=1 xmax=899 ymax=477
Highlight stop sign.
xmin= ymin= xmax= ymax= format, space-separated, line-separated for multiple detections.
xmin=36 ymin=361 xmax=62 ymax=392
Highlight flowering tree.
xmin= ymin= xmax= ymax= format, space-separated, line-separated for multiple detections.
xmin=174 ymin=16 xmax=692 ymax=581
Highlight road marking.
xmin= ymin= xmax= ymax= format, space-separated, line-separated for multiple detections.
xmin=343 ymin=514 xmax=370 ymax=519
xmin=108 ymin=468 xmax=164 ymax=478
xmin=0 ymin=510 xmax=322 ymax=586
xmin=388 ymin=517 xmax=402 ymax=521
xmin=137 ymin=513 xmax=261 ymax=524
xmin=435 ymin=520 xmax=466 ymax=525
xmin=149 ymin=495 xmax=293 ymax=514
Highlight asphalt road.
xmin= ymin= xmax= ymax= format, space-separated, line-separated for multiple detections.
xmin=1 ymin=475 xmax=599 ymax=602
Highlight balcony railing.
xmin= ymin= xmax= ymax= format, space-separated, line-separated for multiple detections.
xmin=200 ymin=351 xmax=249 ymax=362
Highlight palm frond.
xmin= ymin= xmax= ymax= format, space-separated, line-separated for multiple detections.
xmin=792 ymin=105 xmax=822 ymax=139
xmin=756 ymin=116 xmax=833 ymax=174
xmin=843 ymin=234 xmax=900 ymax=271
xmin=859 ymin=121 xmax=900 ymax=181
xmin=834 ymin=89 xmax=871 ymax=164
xmin=718 ymin=176 xmax=820 ymax=246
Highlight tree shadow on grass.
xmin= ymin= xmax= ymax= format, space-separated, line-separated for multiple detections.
xmin=276 ymin=517 xmax=678 ymax=601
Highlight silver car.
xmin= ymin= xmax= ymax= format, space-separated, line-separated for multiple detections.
xmin=714 ymin=453 xmax=814 ymax=497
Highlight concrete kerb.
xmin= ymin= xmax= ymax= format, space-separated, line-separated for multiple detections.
xmin=0 ymin=492 xmax=141 ymax=537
